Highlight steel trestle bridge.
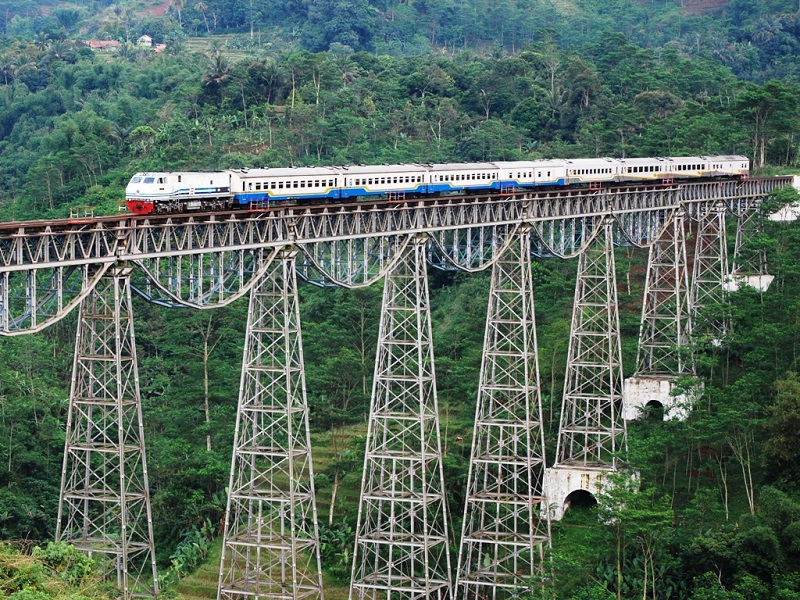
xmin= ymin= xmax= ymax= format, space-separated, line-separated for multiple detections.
xmin=0 ymin=176 xmax=791 ymax=600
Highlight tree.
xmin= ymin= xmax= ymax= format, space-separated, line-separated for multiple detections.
xmin=195 ymin=0 xmax=210 ymax=33
xmin=737 ymin=81 xmax=799 ymax=168
xmin=171 ymin=0 xmax=186 ymax=28
xmin=764 ymin=372 xmax=800 ymax=483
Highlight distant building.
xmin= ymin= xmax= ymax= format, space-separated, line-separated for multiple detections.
xmin=137 ymin=35 xmax=153 ymax=47
xmin=85 ymin=40 xmax=121 ymax=51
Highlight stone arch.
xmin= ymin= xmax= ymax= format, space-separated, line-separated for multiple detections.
xmin=622 ymin=376 xmax=691 ymax=421
xmin=563 ymin=489 xmax=598 ymax=514
xmin=544 ymin=466 xmax=607 ymax=521
xmin=644 ymin=399 xmax=665 ymax=420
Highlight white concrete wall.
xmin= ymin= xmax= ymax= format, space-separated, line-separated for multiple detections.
xmin=622 ymin=376 xmax=692 ymax=421
xmin=544 ymin=466 xmax=608 ymax=521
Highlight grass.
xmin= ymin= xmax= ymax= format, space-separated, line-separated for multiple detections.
xmin=175 ymin=538 xmax=223 ymax=600
xmin=173 ymin=537 xmax=350 ymax=600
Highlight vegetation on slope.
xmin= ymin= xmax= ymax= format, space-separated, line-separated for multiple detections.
xmin=1 ymin=0 xmax=800 ymax=598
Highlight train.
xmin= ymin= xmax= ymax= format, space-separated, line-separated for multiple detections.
xmin=125 ymin=155 xmax=750 ymax=215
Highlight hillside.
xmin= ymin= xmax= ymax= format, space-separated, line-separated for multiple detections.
xmin=1 ymin=0 xmax=800 ymax=597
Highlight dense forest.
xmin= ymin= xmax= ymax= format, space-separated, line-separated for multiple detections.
xmin=1 ymin=0 xmax=800 ymax=598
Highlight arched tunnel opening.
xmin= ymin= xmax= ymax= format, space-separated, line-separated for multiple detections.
xmin=563 ymin=489 xmax=598 ymax=518
xmin=644 ymin=400 xmax=665 ymax=421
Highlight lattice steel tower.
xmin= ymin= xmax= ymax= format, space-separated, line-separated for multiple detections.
xmin=554 ymin=218 xmax=626 ymax=470
xmin=57 ymin=267 xmax=159 ymax=599
xmin=636 ymin=210 xmax=694 ymax=377
xmin=455 ymin=228 xmax=551 ymax=600
xmin=691 ymin=202 xmax=730 ymax=342
xmin=350 ymin=235 xmax=452 ymax=600
xmin=217 ymin=249 xmax=324 ymax=600
xmin=730 ymin=204 xmax=772 ymax=291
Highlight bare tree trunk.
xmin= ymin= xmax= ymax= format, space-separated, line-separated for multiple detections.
xmin=194 ymin=315 xmax=219 ymax=453
xmin=328 ymin=470 xmax=339 ymax=526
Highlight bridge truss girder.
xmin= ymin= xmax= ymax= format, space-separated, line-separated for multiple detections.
xmin=1 ymin=178 xmax=789 ymax=334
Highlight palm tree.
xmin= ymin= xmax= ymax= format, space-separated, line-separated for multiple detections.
xmin=196 ymin=0 xmax=210 ymax=33
xmin=171 ymin=0 xmax=186 ymax=28
xmin=34 ymin=31 xmax=50 ymax=52
xmin=0 ymin=53 xmax=17 ymax=85
xmin=203 ymin=50 xmax=233 ymax=101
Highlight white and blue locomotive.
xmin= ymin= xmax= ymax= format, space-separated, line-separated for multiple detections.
xmin=125 ymin=155 xmax=750 ymax=215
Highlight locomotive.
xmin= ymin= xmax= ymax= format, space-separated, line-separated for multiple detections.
xmin=125 ymin=155 xmax=750 ymax=215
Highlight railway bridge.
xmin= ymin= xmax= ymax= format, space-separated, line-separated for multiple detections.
xmin=0 ymin=176 xmax=792 ymax=600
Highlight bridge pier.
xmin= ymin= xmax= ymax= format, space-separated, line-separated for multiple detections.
xmin=217 ymin=249 xmax=324 ymax=600
xmin=691 ymin=202 xmax=730 ymax=344
xmin=455 ymin=228 xmax=550 ymax=598
xmin=623 ymin=211 xmax=694 ymax=421
xmin=727 ymin=209 xmax=773 ymax=292
xmin=546 ymin=218 xmax=626 ymax=522
xmin=349 ymin=236 xmax=452 ymax=600
xmin=56 ymin=267 xmax=158 ymax=600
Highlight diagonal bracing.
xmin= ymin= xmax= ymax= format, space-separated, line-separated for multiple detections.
xmin=636 ymin=211 xmax=694 ymax=377
xmin=555 ymin=218 xmax=626 ymax=469
xmin=350 ymin=235 xmax=452 ymax=600
xmin=455 ymin=228 xmax=551 ymax=600
xmin=691 ymin=202 xmax=730 ymax=342
xmin=57 ymin=267 xmax=159 ymax=599
xmin=218 ymin=248 xmax=324 ymax=600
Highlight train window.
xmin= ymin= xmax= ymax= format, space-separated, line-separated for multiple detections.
xmin=256 ymin=183 xmax=261 ymax=190
xmin=132 ymin=177 xmax=142 ymax=183
xmin=178 ymin=176 xmax=182 ymax=183
xmin=292 ymin=181 xmax=298 ymax=188
xmin=144 ymin=177 xmax=155 ymax=183
xmin=547 ymin=171 xmax=551 ymax=177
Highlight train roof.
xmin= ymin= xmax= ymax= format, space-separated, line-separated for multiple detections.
xmin=338 ymin=164 xmax=427 ymax=174
xmin=493 ymin=160 xmax=564 ymax=168
xmin=618 ymin=155 xmax=749 ymax=164
xmin=564 ymin=158 xmax=619 ymax=164
xmin=701 ymin=155 xmax=750 ymax=161
xmin=232 ymin=167 xmax=340 ymax=178
xmin=131 ymin=171 xmax=228 ymax=177
xmin=426 ymin=162 xmax=500 ymax=171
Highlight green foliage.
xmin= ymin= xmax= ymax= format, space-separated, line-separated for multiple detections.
xmin=317 ymin=519 xmax=354 ymax=581
xmin=0 ymin=542 xmax=110 ymax=600
xmin=2 ymin=3 xmax=800 ymax=596
xmin=159 ymin=518 xmax=216 ymax=589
